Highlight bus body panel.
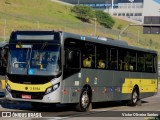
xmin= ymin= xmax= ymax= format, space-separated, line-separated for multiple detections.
xmin=61 ymin=69 xmax=157 ymax=103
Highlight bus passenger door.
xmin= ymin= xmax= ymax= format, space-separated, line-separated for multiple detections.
xmin=62 ymin=49 xmax=81 ymax=103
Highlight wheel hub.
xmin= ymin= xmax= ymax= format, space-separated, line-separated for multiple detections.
xmin=133 ymin=91 xmax=138 ymax=103
xmin=81 ymin=91 xmax=89 ymax=108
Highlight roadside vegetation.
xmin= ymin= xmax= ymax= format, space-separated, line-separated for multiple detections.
xmin=71 ymin=5 xmax=115 ymax=28
xmin=0 ymin=0 xmax=159 ymax=59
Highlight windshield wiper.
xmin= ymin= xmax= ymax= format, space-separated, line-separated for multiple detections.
xmin=40 ymin=42 xmax=48 ymax=52
xmin=17 ymin=42 xmax=32 ymax=70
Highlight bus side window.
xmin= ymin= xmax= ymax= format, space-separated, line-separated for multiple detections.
xmin=83 ymin=55 xmax=93 ymax=68
xmin=145 ymin=54 xmax=153 ymax=72
xmin=97 ymin=60 xmax=105 ymax=69
xmin=109 ymin=48 xmax=118 ymax=70
xmin=96 ymin=45 xmax=106 ymax=69
xmin=137 ymin=53 xmax=145 ymax=72
xmin=82 ymin=42 xmax=95 ymax=68
xmin=66 ymin=49 xmax=80 ymax=69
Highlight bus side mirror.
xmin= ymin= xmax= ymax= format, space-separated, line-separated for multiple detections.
xmin=1 ymin=49 xmax=8 ymax=67
xmin=0 ymin=49 xmax=2 ymax=67
xmin=66 ymin=50 xmax=80 ymax=69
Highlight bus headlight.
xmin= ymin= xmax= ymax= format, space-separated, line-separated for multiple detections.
xmin=45 ymin=83 xmax=60 ymax=95
xmin=53 ymin=84 xmax=59 ymax=91
xmin=6 ymin=83 xmax=11 ymax=93
xmin=46 ymin=87 xmax=52 ymax=94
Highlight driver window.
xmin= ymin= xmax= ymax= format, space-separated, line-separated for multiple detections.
xmin=82 ymin=43 xmax=95 ymax=68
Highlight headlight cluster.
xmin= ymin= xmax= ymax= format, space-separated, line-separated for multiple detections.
xmin=6 ymin=83 xmax=11 ymax=93
xmin=45 ymin=82 xmax=60 ymax=95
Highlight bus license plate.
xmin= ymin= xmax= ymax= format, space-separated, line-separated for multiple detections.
xmin=22 ymin=94 xmax=31 ymax=99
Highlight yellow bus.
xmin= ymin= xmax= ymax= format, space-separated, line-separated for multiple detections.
xmin=5 ymin=30 xmax=158 ymax=111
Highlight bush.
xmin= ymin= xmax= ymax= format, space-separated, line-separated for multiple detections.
xmin=94 ymin=10 xmax=115 ymax=28
xmin=71 ymin=5 xmax=93 ymax=22
xmin=71 ymin=6 xmax=115 ymax=28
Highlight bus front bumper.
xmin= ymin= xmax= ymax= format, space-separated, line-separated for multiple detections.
xmin=5 ymin=87 xmax=61 ymax=103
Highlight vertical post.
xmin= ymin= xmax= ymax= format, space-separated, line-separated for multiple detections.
xmin=105 ymin=0 xmax=108 ymax=13
xmin=94 ymin=18 xmax=97 ymax=36
xmin=111 ymin=0 xmax=114 ymax=15
xmin=137 ymin=29 xmax=140 ymax=46
xmin=4 ymin=18 xmax=6 ymax=41
xmin=78 ymin=0 xmax=79 ymax=5
xmin=130 ymin=2 xmax=132 ymax=18
xmin=129 ymin=0 xmax=134 ymax=19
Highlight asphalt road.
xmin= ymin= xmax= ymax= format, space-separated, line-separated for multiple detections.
xmin=0 ymin=84 xmax=160 ymax=120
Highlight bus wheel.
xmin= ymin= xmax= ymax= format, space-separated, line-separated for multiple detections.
xmin=130 ymin=88 xmax=139 ymax=106
xmin=75 ymin=88 xmax=91 ymax=112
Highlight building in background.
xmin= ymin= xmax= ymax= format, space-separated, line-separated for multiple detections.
xmin=143 ymin=0 xmax=160 ymax=34
xmin=143 ymin=0 xmax=160 ymax=17
xmin=59 ymin=0 xmax=143 ymax=22
xmin=58 ymin=0 xmax=160 ymax=23
xmin=110 ymin=2 xmax=143 ymax=22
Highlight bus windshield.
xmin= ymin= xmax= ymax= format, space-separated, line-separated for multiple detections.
xmin=8 ymin=43 xmax=61 ymax=76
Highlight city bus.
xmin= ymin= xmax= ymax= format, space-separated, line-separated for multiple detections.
xmin=5 ymin=30 xmax=158 ymax=112
xmin=0 ymin=42 xmax=8 ymax=95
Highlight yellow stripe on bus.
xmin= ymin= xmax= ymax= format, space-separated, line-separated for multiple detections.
xmin=122 ymin=78 xmax=158 ymax=93
xmin=1 ymin=80 xmax=6 ymax=89
xmin=7 ymin=80 xmax=52 ymax=92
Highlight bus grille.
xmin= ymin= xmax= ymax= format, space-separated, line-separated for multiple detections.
xmin=11 ymin=90 xmax=44 ymax=100
xmin=7 ymin=74 xmax=56 ymax=84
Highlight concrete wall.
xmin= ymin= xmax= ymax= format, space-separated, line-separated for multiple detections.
xmin=143 ymin=0 xmax=160 ymax=16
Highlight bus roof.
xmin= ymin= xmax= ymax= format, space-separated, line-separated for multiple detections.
xmin=63 ymin=31 xmax=157 ymax=54
xmin=9 ymin=30 xmax=157 ymax=54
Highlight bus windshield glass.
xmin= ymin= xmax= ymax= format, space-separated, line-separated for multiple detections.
xmin=8 ymin=43 xmax=61 ymax=76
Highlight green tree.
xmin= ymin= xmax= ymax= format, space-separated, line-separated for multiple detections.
xmin=71 ymin=5 xmax=93 ymax=22
xmin=94 ymin=10 xmax=115 ymax=28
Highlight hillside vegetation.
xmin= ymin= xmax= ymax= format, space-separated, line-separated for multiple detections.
xmin=0 ymin=0 xmax=160 ymax=58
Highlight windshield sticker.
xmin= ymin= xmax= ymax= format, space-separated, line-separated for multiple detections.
xmin=81 ymin=36 xmax=85 ymax=40
xmin=28 ymin=69 xmax=35 ymax=75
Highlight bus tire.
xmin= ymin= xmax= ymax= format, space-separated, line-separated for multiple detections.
xmin=129 ymin=88 xmax=139 ymax=106
xmin=75 ymin=88 xmax=91 ymax=112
